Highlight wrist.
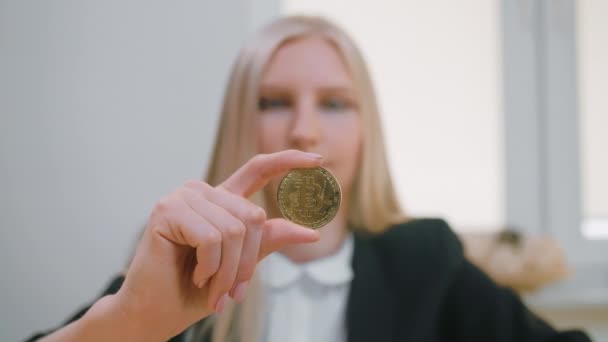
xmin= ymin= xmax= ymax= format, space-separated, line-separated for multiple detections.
xmin=79 ymin=294 xmax=165 ymax=342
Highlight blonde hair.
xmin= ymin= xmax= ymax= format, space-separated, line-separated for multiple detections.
xmin=191 ymin=15 xmax=406 ymax=342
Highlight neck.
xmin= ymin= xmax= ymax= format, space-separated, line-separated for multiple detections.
xmin=277 ymin=208 xmax=349 ymax=264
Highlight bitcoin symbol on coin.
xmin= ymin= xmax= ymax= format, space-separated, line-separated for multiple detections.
xmin=277 ymin=167 xmax=341 ymax=229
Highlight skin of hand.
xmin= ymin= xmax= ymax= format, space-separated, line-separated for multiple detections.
xmin=41 ymin=149 xmax=323 ymax=342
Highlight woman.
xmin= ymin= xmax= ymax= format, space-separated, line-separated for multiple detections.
xmin=30 ymin=16 xmax=590 ymax=342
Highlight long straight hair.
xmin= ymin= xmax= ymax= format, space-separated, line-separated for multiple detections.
xmin=190 ymin=15 xmax=406 ymax=342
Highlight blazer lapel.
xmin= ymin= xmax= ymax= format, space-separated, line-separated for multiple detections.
xmin=346 ymin=233 xmax=395 ymax=342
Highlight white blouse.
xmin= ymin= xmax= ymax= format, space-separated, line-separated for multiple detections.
xmin=259 ymin=234 xmax=354 ymax=342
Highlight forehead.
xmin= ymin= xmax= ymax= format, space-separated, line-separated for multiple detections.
xmin=261 ymin=35 xmax=353 ymax=87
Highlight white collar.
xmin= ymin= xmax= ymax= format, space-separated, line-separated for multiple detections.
xmin=260 ymin=234 xmax=354 ymax=289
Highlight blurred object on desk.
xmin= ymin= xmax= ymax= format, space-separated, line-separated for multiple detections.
xmin=460 ymin=228 xmax=572 ymax=294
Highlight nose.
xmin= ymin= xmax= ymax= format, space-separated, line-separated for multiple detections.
xmin=288 ymin=98 xmax=320 ymax=150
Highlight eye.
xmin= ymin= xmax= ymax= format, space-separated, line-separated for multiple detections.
xmin=321 ymin=98 xmax=351 ymax=111
xmin=258 ymin=96 xmax=291 ymax=111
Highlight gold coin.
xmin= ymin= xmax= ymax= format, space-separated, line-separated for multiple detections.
xmin=277 ymin=166 xmax=341 ymax=229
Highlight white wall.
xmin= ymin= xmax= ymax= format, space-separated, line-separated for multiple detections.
xmin=0 ymin=1 xmax=264 ymax=340
xmin=282 ymin=0 xmax=504 ymax=231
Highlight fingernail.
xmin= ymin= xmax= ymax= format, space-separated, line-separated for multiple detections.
xmin=215 ymin=294 xmax=229 ymax=314
xmin=232 ymin=281 xmax=249 ymax=303
xmin=305 ymin=152 xmax=323 ymax=159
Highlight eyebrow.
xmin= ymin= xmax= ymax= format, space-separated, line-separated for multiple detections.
xmin=258 ymin=85 xmax=355 ymax=94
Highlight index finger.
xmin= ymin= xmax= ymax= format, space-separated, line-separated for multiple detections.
xmin=220 ymin=149 xmax=324 ymax=197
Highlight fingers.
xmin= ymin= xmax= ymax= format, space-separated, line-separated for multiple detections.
xmin=180 ymin=182 xmax=319 ymax=308
xmin=151 ymin=196 xmax=221 ymax=287
xmin=184 ymin=181 xmax=266 ymax=301
xmin=179 ymin=188 xmax=246 ymax=311
xmin=220 ymin=149 xmax=324 ymax=197
xmin=258 ymin=218 xmax=321 ymax=260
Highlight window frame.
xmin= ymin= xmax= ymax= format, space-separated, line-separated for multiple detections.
xmin=502 ymin=0 xmax=608 ymax=309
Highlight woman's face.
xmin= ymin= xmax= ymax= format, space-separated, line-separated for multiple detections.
xmin=257 ymin=36 xmax=362 ymax=215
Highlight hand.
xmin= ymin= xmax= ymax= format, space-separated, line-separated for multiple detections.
xmin=114 ymin=150 xmax=323 ymax=340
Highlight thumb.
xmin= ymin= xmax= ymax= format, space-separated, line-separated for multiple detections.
xmin=258 ymin=218 xmax=320 ymax=260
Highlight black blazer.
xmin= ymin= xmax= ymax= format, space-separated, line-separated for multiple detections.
xmin=27 ymin=219 xmax=591 ymax=342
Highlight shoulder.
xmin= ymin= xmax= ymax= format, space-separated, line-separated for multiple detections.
xmin=379 ymin=217 xmax=459 ymax=243
xmin=371 ymin=218 xmax=463 ymax=259
xmin=356 ymin=218 xmax=466 ymax=284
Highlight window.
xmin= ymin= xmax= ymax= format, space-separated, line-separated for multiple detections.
xmin=501 ymin=0 xmax=608 ymax=306
xmin=578 ymin=0 xmax=608 ymax=240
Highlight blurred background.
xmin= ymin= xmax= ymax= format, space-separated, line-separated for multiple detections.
xmin=0 ymin=0 xmax=606 ymax=340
